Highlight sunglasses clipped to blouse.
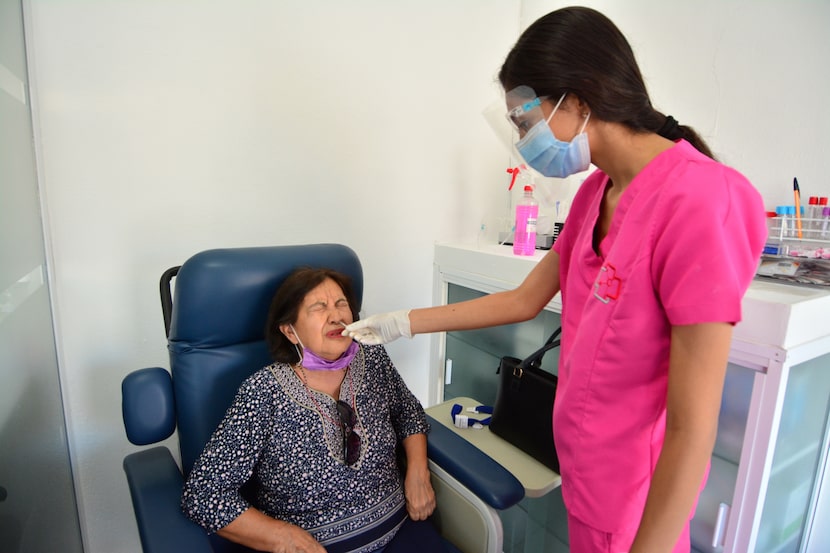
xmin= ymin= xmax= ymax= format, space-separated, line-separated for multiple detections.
xmin=336 ymin=400 xmax=361 ymax=466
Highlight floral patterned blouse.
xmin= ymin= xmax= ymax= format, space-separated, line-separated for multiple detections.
xmin=181 ymin=344 xmax=430 ymax=552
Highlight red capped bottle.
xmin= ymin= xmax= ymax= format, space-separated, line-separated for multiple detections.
xmin=513 ymin=185 xmax=539 ymax=255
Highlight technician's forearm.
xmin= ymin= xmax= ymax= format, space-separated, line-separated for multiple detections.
xmin=631 ymin=322 xmax=732 ymax=552
xmin=409 ymin=249 xmax=561 ymax=335
xmin=409 ymin=291 xmax=532 ymax=335
xmin=630 ymin=425 xmax=716 ymax=552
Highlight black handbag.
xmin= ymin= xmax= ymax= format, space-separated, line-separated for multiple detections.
xmin=489 ymin=327 xmax=561 ymax=473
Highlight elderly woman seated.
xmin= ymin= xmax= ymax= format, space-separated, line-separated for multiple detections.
xmin=182 ymin=267 xmax=447 ymax=552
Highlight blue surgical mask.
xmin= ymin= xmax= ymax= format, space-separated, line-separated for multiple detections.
xmin=515 ymin=94 xmax=591 ymax=178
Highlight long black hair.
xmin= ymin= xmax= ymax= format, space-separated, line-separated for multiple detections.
xmin=499 ymin=6 xmax=714 ymax=159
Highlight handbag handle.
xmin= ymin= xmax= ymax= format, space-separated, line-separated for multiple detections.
xmin=541 ymin=326 xmax=562 ymax=349
xmin=513 ymin=327 xmax=562 ymax=377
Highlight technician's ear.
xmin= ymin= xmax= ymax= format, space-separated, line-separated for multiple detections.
xmin=561 ymin=93 xmax=588 ymax=115
xmin=279 ymin=324 xmax=298 ymax=344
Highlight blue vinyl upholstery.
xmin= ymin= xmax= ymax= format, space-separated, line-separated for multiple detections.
xmin=425 ymin=415 xmax=524 ymax=510
xmin=122 ymin=367 xmax=176 ymax=446
xmin=123 ymin=446 xmax=213 ymax=553
xmin=121 ymin=244 xmax=521 ymax=553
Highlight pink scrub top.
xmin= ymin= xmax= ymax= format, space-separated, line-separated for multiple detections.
xmin=552 ymin=140 xmax=766 ymax=533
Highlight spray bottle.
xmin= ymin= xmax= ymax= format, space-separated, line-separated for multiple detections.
xmin=513 ymin=183 xmax=539 ymax=255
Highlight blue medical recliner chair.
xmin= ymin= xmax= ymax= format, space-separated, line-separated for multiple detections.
xmin=121 ymin=244 xmax=523 ymax=553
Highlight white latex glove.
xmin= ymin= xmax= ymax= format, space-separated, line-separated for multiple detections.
xmin=342 ymin=310 xmax=412 ymax=345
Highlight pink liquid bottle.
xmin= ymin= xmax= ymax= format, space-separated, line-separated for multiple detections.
xmin=513 ymin=185 xmax=539 ymax=255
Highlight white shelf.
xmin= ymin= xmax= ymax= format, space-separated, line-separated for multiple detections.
xmin=434 ymin=243 xmax=562 ymax=313
xmin=737 ymin=279 xmax=830 ymax=351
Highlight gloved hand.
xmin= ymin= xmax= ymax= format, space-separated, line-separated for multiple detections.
xmin=342 ymin=310 xmax=412 ymax=345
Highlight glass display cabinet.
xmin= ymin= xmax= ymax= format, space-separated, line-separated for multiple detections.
xmin=428 ymin=243 xmax=830 ymax=553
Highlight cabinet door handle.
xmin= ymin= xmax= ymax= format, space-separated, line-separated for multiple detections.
xmin=445 ymin=359 xmax=453 ymax=385
xmin=712 ymin=502 xmax=730 ymax=547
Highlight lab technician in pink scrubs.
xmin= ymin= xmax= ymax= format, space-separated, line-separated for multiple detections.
xmin=344 ymin=6 xmax=766 ymax=553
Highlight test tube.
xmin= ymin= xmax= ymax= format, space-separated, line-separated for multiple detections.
xmin=787 ymin=206 xmax=797 ymax=238
xmin=763 ymin=211 xmax=786 ymax=255
xmin=808 ymin=196 xmax=820 ymax=234
xmin=765 ymin=211 xmax=778 ymax=241
xmin=775 ymin=206 xmax=789 ymax=240
xmin=822 ymin=206 xmax=830 ymax=239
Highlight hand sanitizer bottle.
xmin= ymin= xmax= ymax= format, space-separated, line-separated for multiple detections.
xmin=513 ymin=185 xmax=539 ymax=255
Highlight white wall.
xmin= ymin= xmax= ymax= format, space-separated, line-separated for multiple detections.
xmin=28 ymin=1 xmax=519 ymax=551
xmin=522 ymin=0 xmax=830 ymax=207
xmin=26 ymin=1 xmax=830 ymax=552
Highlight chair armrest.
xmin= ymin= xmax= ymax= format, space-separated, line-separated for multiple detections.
xmin=425 ymin=415 xmax=524 ymax=510
xmin=122 ymin=367 xmax=176 ymax=445
xmin=123 ymin=446 xmax=213 ymax=553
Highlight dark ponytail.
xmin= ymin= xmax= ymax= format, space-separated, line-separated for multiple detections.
xmin=654 ymin=115 xmax=713 ymax=159
xmin=499 ymin=7 xmax=714 ymax=160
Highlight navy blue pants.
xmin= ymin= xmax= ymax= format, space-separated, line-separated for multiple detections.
xmin=379 ymin=518 xmax=454 ymax=553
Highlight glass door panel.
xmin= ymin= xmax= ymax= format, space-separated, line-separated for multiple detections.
xmin=0 ymin=1 xmax=83 ymax=551
xmin=444 ymin=283 xmax=561 ymax=404
xmin=756 ymin=354 xmax=830 ymax=553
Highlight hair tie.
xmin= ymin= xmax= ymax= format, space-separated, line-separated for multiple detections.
xmin=657 ymin=115 xmax=679 ymax=139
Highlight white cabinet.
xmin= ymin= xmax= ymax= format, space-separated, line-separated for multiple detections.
xmin=430 ymin=243 xmax=830 ymax=553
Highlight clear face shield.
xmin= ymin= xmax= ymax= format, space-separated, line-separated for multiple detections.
xmin=481 ymin=85 xmax=548 ymax=162
xmin=480 ymin=85 xmax=588 ymax=239
xmin=504 ymin=85 xmax=549 ymax=135
xmin=480 ymin=86 xmax=548 ymax=235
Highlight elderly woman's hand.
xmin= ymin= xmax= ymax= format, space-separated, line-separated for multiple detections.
xmin=218 ymin=511 xmax=326 ymax=553
xmin=269 ymin=523 xmax=327 ymax=553
xmin=404 ymin=464 xmax=437 ymax=521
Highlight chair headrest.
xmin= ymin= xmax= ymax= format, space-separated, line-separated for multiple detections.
xmin=169 ymin=244 xmax=363 ymax=346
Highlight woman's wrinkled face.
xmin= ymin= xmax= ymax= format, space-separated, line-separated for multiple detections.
xmin=283 ymin=278 xmax=354 ymax=361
